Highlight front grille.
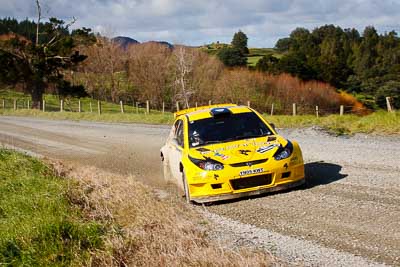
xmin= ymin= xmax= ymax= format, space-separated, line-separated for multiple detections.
xmin=211 ymin=183 xmax=222 ymax=189
xmin=230 ymin=158 xmax=268 ymax=167
xmin=230 ymin=174 xmax=272 ymax=190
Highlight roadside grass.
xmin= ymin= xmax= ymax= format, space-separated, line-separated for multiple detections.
xmin=61 ymin=163 xmax=277 ymax=266
xmin=265 ymin=111 xmax=400 ymax=135
xmin=0 ymin=89 xmax=149 ymax=114
xmin=1 ymin=89 xmax=399 ymax=135
xmin=0 ymin=149 xmax=105 ymax=266
xmin=0 ymin=149 xmax=277 ymax=266
xmin=1 ymin=108 xmax=399 ymax=135
xmin=0 ymin=109 xmax=175 ymax=125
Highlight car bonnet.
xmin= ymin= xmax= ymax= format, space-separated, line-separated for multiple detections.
xmin=188 ymin=135 xmax=288 ymax=164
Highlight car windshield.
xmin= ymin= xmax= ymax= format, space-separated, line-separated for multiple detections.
xmin=188 ymin=112 xmax=273 ymax=148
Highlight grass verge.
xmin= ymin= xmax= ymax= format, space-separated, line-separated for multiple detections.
xmin=1 ymin=108 xmax=399 ymax=135
xmin=0 ymin=149 xmax=277 ymax=265
xmin=51 ymin=162 xmax=277 ymax=266
xmin=0 ymin=109 xmax=174 ymax=125
xmin=0 ymin=149 xmax=105 ymax=266
xmin=265 ymin=111 xmax=400 ymax=135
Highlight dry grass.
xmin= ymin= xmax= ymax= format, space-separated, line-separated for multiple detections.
xmin=50 ymin=161 xmax=277 ymax=266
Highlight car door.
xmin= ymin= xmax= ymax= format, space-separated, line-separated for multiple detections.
xmin=168 ymin=119 xmax=185 ymax=183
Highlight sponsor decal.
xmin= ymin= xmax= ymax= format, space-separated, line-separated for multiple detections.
xmin=257 ymin=144 xmax=279 ymax=153
xmin=238 ymin=149 xmax=252 ymax=155
xmin=239 ymin=168 xmax=264 ymax=176
xmin=225 ymin=144 xmax=240 ymax=150
xmin=214 ymin=152 xmax=229 ymax=160
xmin=267 ymin=136 xmax=277 ymax=142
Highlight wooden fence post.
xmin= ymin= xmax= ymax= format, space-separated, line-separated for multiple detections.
xmin=292 ymin=103 xmax=297 ymax=116
xmin=97 ymin=101 xmax=101 ymax=115
xmin=60 ymin=99 xmax=64 ymax=112
xmin=340 ymin=105 xmax=344 ymax=116
xmin=2 ymin=99 xmax=5 ymax=109
xmin=162 ymin=102 xmax=165 ymax=114
xmin=89 ymin=102 xmax=93 ymax=113
xmin=13 ymin=99 xmax=17 ymax=110
xmin=316 ymin=106 xmax=319 ymax=118
xmin=136 ymin=102 xmax=139 ymax=114
xmin=120 ymin=100 xmax=124 ymax=113
xmin=208 ymin=100 xmax=212 ymax=106
xmin=78 ymin=100 xmax=82 ymax=113
xmin=195 ymin=102 xmax=198 ymax=108
xmin=270 ymin=103 xmax=274 ymax=116
xmin=386 ymin=97 xmax=393 ymax=112
xmin=176 ymin=101 xmax=180 ymax=111
xmin=146 ymin=100 xmax=150 ymax=114
xmin=42 ymin=100 xmax=46 ymax=112
xmin=247 ymin=101 xmax=250 ymax=107
xmin=27 ymin=100 xmax=30 ymax=109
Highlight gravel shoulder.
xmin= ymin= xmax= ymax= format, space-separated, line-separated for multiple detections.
xmin=1 ymin=116 xmax=399 ymax=266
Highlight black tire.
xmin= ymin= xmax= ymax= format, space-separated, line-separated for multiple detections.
xmin=182 ymin=171 xmax=191 ymax=204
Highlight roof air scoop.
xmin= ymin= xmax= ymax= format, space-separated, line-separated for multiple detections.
xmin=210 ymin=107 xmax=232 ymax=117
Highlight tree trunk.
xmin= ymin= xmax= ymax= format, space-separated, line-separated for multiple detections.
xmin=30 ymin=81 xmax=45 ymax=109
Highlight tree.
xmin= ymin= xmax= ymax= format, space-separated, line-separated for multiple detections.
xmin=125 ymin=42 xmax=173 ymax=107
xmin=78 ymin=37 xmax=128 ymax=102
xmin=375 ymin=81 xmax=400 ymax=109
xmin=256 ymin=54 xmax=279 ymax=73
xmin=173 ymin=46 xmax=195 ymax=108
xmin=276 ymin=52 xmax=316 ymax=81
xmin=353 ymin=26 xmax=379 ymax=78
xmin=217 ymin=47 xmax=247 ymax=67
xmin=231 ymin=30 xmax=249 ymax=55
xmin=0 ymin=1 xmax=93 ymax=108
xmin=275 ymin=38 xmax=291 ymax=52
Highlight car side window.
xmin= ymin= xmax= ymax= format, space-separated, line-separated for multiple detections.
xmin=175 ymin=120 xmax=184 ymax=148
xmin=170 ymin=120 xmax=180 ymax=140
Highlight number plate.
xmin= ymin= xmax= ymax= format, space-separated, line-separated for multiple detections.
xmin=239 ymin=168 xmax=264 ymax=176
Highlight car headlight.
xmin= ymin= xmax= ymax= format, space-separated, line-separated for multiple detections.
xmin=273 ymin=140 xmax=293 ymax=160
xmin=189 ymin=156 xmax=224 ymax=171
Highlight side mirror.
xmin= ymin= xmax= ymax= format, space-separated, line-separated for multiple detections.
xmin=270 ymin=123 xmax=276 ymax=130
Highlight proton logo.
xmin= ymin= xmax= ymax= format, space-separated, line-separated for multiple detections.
xmin=239 ymin=149 xmax=251 ymax=156
xmin=246 ymin=162 xmax=252 ymax=167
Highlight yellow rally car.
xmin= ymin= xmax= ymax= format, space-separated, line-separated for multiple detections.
xmin=160 ymin=104 xmax=305 ymax=203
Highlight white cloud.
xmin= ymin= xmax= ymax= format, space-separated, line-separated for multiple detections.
xmin=0 ymin=0 xmax=399 ymax=47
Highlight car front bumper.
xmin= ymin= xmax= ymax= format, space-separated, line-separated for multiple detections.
xmin=190 ymin=178 xmax=305 ymax=203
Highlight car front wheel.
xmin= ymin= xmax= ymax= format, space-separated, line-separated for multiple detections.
xmin=182 ymin=171 xmax=191 ymax=204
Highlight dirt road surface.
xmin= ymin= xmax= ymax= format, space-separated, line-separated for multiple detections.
xmin=1 ymin=116 xmax=399 ymax=266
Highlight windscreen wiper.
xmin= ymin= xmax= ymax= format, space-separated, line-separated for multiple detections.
xmin=234 ymin=133 xmax=269 ymax=140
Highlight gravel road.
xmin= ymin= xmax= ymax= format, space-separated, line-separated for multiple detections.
xmin=0 ymin=116 xmax=399 ymax=266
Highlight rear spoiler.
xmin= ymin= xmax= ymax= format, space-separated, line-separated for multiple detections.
xmin=174 ymin=103 xmax=237 ymax=118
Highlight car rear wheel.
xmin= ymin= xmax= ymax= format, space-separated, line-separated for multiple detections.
xmin=182 ymin=171 xmax=191 ymax=204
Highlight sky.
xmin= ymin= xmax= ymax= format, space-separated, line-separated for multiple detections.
xmin=1 ymin=0 xmax=399 ymax=47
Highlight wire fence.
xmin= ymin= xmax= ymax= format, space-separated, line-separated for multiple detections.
xmin=1 ymin=96 xmax=396 ymax=117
